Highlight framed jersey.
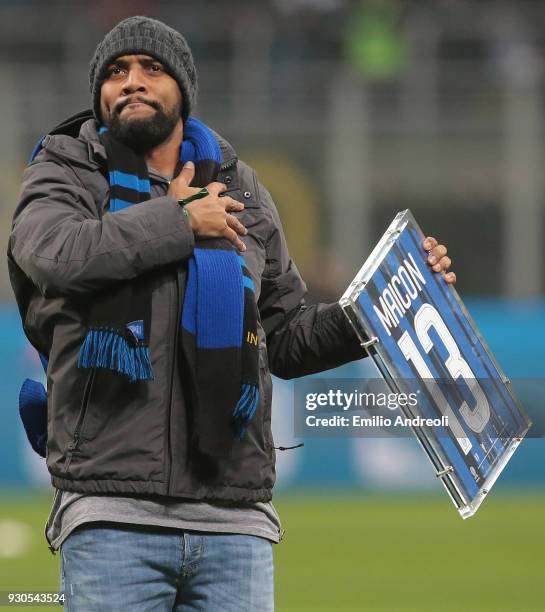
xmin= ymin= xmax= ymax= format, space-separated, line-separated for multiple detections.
xmin=340 ymin=210 xmax=532 ymax=518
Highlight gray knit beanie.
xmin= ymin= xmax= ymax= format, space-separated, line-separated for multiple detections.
xmin=89 ymin=16 xmax=197 ymax=123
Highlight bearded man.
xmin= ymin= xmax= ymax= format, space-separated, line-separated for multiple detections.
xmin=7 ymin=16 xmax=455 ymax=612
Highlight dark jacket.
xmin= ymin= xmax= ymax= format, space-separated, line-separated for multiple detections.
xmin=8 ymin=112 xmax=365 ymax=502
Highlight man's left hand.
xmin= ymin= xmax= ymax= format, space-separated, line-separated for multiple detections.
xmin=422 ymin=237 xmax=456 ymax=284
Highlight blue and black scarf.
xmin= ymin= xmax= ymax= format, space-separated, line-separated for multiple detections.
xmin=20 ymin=116 xmax=260 ymax=458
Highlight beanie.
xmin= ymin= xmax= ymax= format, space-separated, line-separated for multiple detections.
xmin=89 ymin=16 xmax=197 ymax=123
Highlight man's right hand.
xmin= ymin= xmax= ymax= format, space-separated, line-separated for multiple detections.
xmin=167 ymin=160 xmax=247 ymax=252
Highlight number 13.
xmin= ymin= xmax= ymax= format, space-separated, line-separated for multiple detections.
xmin=398 ymin=303 xmax=490 ymax=455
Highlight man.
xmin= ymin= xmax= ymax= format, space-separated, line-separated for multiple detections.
xmin=8 ymin=16 xmax=455 ymax=612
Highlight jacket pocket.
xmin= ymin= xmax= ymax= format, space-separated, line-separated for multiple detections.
xmin=62 ymin=369 xmax=96 ymax=473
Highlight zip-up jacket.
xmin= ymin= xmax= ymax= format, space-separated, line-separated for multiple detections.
xmin=7 ymin=111 xmax=366 ymax=502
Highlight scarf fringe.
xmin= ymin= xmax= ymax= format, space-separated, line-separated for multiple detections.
xmin=232 ymin=383 xmax=260 ymax=439
xmin=77 ymin=329 xmax=154 ymax=382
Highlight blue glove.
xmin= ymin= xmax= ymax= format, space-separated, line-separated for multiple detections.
xmin=19 ymin=352 xmax=48 ymax=458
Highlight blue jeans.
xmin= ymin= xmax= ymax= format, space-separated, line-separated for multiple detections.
xmin=60 ymin=522 xmax=274 ymax=611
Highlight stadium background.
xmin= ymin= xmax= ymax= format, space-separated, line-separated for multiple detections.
xmin=0 ymin=1 xmax=544 ymax=610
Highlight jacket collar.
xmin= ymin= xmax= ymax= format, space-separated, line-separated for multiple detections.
xmin=50 ymin=109 xmax=238 ymax=171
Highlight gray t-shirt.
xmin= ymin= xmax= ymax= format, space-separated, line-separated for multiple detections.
xmin=45 ymin=489 xmax=282 ymax=552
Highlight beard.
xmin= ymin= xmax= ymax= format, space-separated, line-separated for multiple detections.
xmin=104 ymin=98 xmax=181 ymax=153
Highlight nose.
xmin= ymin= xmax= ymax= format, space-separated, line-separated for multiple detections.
xmin=121 ymin=67 xmax=146 ymax=95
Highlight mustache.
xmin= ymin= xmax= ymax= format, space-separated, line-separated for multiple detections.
xmin=115 ymin=97 xmax=160 ymax=115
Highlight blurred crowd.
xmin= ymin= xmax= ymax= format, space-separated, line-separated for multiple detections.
xmin=1 ymin=0 xmax=544 ymax=300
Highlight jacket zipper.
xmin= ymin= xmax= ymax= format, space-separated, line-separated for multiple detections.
xmin=220 ymin=156 xmax=237 ymax=171
xmin=63 ymin=369 xmax=96 ymax=474
xmin=166 ymin=269 xmax=181 ymax=493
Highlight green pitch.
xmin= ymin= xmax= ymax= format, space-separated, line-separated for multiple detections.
xmin=1 ymin=491 xmax=544 ymax=611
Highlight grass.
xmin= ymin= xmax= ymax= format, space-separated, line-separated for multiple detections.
xmin=1 ymin=490 xmax=544 ymax=611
